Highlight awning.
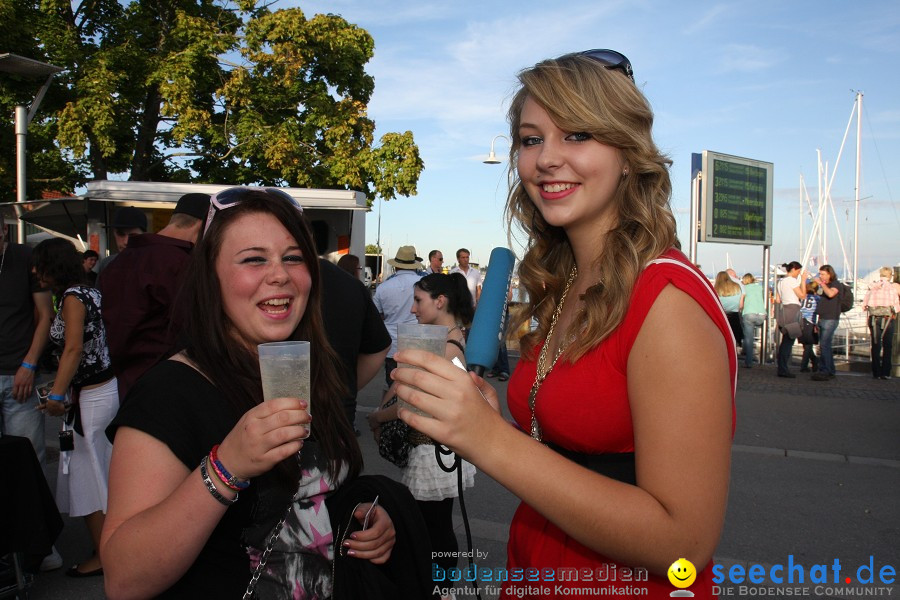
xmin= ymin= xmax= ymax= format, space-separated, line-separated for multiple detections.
xmin=1 ymin=198 xmax=89 ymax=240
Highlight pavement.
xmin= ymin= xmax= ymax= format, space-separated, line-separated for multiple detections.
xmin=18 ymin=350 xmax=900 ymax=599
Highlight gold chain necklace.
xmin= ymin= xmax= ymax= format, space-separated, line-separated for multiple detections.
xmin=529 ymin=265 xmax=577 ymax=441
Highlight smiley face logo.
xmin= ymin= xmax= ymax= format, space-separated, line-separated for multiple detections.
xmin=667 ymin=558 xmax=697 ymax=589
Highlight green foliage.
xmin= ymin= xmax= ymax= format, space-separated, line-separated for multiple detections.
xmin=0 ymin=0 xmax=422 ymax=205
xmin=365 ymin=244 xmax=381 ymax=254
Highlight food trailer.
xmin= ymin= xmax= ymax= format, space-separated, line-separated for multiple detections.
xmin=1 ymin=181 xmax=369 ymax=265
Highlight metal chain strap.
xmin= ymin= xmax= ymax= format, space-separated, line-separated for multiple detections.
xmin=242 ymin=457 xmax=302 ymax=600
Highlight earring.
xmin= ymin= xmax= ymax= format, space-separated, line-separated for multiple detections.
xmin=622 ymin=168 xmax=629 ymax=178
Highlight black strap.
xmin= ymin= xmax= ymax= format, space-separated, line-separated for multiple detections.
xmin=545 ymin=442 xmax=636 ymax=485
xmin=446 ymin=339 xmax=465 ymax=352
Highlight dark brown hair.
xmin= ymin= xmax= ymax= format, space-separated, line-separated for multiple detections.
xmin=818 ymin=264 xmax=838 ymax=283
xmin=415 ymin=272 xmax=475 ymax=327
xmin=336 ymin=254 xmax=360 ymax=278
xmin=180 ymin=190 xmax=361 ymax=485
xmin=32 ymin=237 xmax=85 ymax=296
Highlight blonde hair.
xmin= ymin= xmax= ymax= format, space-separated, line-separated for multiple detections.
xmin=714 ymin=272 xmax=741 ymax=297
xmin=742 ymin=273 xmax=755 ymax=285
xmin=506 ymin=53 xmax=676 ymax=361
xmin=879 ymin=266 xmax=893 ymax=280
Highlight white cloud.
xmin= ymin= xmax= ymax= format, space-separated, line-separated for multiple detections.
xmin=682 ymin=4 xmax=731 ymax=35
xmin=716 ymin=44 xmax=783 ymax=74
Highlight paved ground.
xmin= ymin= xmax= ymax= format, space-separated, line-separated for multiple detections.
xmin=18 ymin=351 xmax=900 ymax=599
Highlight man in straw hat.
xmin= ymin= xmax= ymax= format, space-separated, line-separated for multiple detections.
xmin=373 ymin=245 xmax=424 ymax=388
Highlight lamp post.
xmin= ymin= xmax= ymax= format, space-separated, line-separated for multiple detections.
xmin=483 ymin=134 xmax=511 ymax=165
xmin=0 ymin=53 xmax=64 ymax=243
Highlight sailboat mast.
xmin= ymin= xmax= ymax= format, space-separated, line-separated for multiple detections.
xmin=853 ymin=91 xmax=862 ymax=294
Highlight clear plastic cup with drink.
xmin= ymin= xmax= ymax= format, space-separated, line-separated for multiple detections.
xmin=258 ymin=341 xmax=311 ymax=412
xmin=396 ymin=323 xmax=447 ymax=417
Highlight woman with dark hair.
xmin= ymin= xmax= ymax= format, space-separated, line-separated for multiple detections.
xmin=811 ymin=264 xmax=841 ymax=381
xmin=392 ymin=51 xmax=737 ymax=598
xmin=367 ymin=273 xmax=480 ymax=584
xmin=775 ymin=261 xmax=808 ymax=377
xmin=33 ymin=237 xmax=118 ymax=577
xmin=100 ymin=189 xmax=400 ymax=598
xmin=336 ymin=253 xmax=361 ymax=279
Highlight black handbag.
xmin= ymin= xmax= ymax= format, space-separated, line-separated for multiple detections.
xmin=798 ymin=319 xmax=819 ymax=345
xmin=376 ymin=396 xmax=411 ymax=468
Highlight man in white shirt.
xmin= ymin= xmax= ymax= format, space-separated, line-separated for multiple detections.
xmin=776 ymin=261 xmax=808 ymax=378
xmin=449 ymin=247 xmax=482 ymax=307
xmin=373 ymin=245 xmax=424 ymax=387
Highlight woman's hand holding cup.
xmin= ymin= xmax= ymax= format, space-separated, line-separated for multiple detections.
xmin=216 ymin=397 xmax=310 ymax=481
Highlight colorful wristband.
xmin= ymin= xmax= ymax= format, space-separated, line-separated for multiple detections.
xmin=21 ymin=361 xmax=37 ymax=371
xmin=48 ymin=394 xmax=67 ymax=402
xmin=200 ymin=457 xmax=237 ymax=506
xmin=210 ymin=445 xmax=250 ymax=490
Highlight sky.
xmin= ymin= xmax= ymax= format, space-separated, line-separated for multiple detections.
xmin=301 ymin=1 xmax=899 ymax=276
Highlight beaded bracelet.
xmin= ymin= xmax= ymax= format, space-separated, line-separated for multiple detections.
xmin=208 ymin=456 xmax=238 ymax=491
xmin=21 ymin=361 xmax=37 ymax=371
xmin=199 ymin=457 xmax=237 ymax=506
xmin=210 ymin=445 xmax=250 ymax=490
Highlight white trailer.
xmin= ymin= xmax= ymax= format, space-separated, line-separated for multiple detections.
xmin=2 ymin=180 xmax=369 ymax=267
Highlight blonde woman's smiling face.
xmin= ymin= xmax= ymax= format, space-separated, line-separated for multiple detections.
xmin=517 ymin=96 xmax=624 ymax=236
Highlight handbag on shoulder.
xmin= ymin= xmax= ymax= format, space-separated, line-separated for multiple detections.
xmin=376 ymin=396 xmax=412 ymax=468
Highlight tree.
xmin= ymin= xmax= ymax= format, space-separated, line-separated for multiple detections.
xmin=0 ymin=0 xmax=88 ymax=201
xmin=2 ymin=0 xmax=422 ymax=204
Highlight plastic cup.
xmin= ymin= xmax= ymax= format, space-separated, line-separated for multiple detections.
xmin=258 ymin=341 xmax=311 ymax=411
xmin=396 ymin=323 xmax=447 ymax=417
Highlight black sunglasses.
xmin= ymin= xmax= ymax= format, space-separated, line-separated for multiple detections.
xmin=578 ymin=49 xmax=634 ymax=83
xmin=204 ymin=187 xmax=303 ymax=236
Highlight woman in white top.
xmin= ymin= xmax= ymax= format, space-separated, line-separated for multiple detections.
xmin=776 ymin=261 xmax=808 ymax=377
xmin=368 ymin=273 xmax=481 ymax=583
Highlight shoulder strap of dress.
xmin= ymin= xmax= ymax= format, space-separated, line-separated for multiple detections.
xmin=645 ymin=255 xmax=738 ymax=396
xmin=645 ymin=257 xmax=722 ymax=311
xmin=446 ymin=338 xmax=465 ymax=353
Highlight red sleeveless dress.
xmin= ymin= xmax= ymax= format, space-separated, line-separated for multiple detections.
xmin=502 ymin=249 xmax=737 ymax=599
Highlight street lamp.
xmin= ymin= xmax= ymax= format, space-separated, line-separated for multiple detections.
xmin=483 ymin=134 xmax=510 ymax=165
xmin=0 ymin=53 xmax=64 ymax=243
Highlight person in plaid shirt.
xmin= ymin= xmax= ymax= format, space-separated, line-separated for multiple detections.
xmin=862 ymin=266 xmax=900 ymax=379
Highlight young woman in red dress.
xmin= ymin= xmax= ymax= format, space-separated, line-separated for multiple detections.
xmin=393 ymin=50 xmax=737 ymax=599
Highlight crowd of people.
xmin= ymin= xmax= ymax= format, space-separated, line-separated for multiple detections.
xmin=1 ymin=185 xmax=501 ymax=597
xmin=1 ymin=46 xmax=897 ymax=600
xmin=710 ymin=261 xmax=899 ymax=381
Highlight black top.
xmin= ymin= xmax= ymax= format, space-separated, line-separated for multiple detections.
xmin=0 ymin=244 xmax=45 ymax=374
xmin=107 ymin=361 xmax=259 ymax=597
xmin=318 ymin=259 xmax=391 ymax=413
xmin=817 ymin=282 xmax=842 ymax=320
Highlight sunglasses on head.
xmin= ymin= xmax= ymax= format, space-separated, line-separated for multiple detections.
xmin=577 ymin=49 xmax=635 ymax=83
xmin=204 ymin=187 xmax=303 ymax=236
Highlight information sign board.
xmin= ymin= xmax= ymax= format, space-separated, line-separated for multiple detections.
xmin=699 ymin=151 xmax=773 ymax=245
